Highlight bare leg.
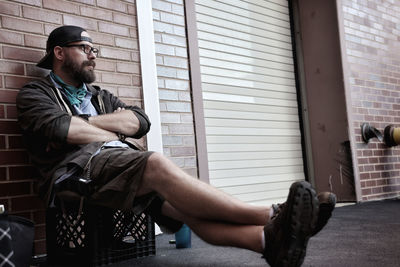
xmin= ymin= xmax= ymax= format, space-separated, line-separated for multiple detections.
xmin=162 ymin=201 xmax=264 ymax=253
xmin=138 ymin=152 xmax=271 ymax=225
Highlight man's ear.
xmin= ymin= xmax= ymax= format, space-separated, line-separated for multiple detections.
xmin=53 ymin=46 xmax=64 ymax=61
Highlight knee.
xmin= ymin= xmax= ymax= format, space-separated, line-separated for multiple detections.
xmin=145 ymin=152 xmax=170 ymax=179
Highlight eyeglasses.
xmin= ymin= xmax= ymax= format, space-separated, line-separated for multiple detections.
xmin=63 ymin=44 xmax=99 ymax=56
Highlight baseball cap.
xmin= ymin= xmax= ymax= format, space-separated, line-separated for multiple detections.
xmin=36 ymin=25 xmax=92 ymax=69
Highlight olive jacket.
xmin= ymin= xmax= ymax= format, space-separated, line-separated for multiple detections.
xmin=16 ymin=75 xmax=151 ymax=204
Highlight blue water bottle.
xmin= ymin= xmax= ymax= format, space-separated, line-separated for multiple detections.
xmin=175 ymin=224 xmax=191 ymax=248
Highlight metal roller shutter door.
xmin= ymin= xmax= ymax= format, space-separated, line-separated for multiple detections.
xmin=195 ymin=0 xmax=305 ymax=205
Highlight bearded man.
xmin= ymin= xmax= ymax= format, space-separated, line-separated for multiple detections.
xmin=17 ymin=25 xmax=335 ymax=267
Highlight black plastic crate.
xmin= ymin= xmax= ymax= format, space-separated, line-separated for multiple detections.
xmin=46 ymin=202 xmax=155 ymax=266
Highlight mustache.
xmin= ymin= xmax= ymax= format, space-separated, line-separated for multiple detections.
xmin=83 ymin=60 xmax=96 ymax=68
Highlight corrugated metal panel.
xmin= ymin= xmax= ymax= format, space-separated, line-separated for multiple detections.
xmin=195 ymin=0 xmax=304 ymax=205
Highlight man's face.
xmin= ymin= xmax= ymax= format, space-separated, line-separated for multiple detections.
xmin=62 ymin=47 xmax=96 ymax=84
xmin=60 ymin=30 xmax=97 ymax=84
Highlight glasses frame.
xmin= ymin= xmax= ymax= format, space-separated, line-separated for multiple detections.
xmin=63 ymin=44 xmax=99 ymax=56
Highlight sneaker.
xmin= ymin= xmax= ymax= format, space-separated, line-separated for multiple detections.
xmin=263 ymin=181 xmax=318 ymax=267
xmin=272 ymin=191 xmax=336 ymax=236
xmin=314 ymin=192 xmax=336 ymax=234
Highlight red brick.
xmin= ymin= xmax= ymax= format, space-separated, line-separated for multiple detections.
xmin=80 ymin=6 xmax=112 ymax=21
xmin=364 ymin=165 xmax=374 ymax=172
xmin=366 ymin=180 xmax=376 ymax=187
xmin=12 ymin=0 xmax=41 ymax=6
xmin=1 ymin=17 xmax=43 ymax=34
xmin=131 ymin=52 xmax=140 ymax=62
xmin=115 ymin=37 xmax=138 ymax=50
xmin=127 ymin=4 xmax=136 ymax=15
xmin=23 ymin=6 xmax=62 ymax=24
xmin=99 ymin=22 xmax=129 ymax=36
xmin=0 ymin=121 xmax=21 ymax=134
xmin=63 ymin=15 xmax=98 ymax=31
xmin=5 ymin=76 xmax=35 ymax=89
xmin=8 ymin=135 xmax=24 ymax=149
xmin=376 ymin=179 xmax=387 ymax=186
xmin=9 ymin=166 xmax=40 ymax=181
xmin=6 ymin=106 xmax=17 ymax=119
xmin=372 ymin=187 xmax=383 ymax=194
xmin=370 ymin=172 xmax=381 ymax=179
xmin=3 ymin=46 xmax=43 ymax=63
xmin=102 ymin=73 xmax=132 ymax=85
xmin=0 ymin=1 xmax=21 ymax=16
xmin=0 ymin=105 xmax=4 ymax=118
xmin=0 ymin=167 xmax=6 ymax=181
xmin=97 ymin=0 xmax=127 ymax=12
xmin=0 ymin=150 xmax=29 ymax=165
xmin=171 ymin=147 xmax=195 ymax=157
xmin=11 ymin=196 xmax=44 ymax=212
xmin=24 ymin=34 xmax=47 ymax=49
xmin=34 ymin=224 xmax=46 ymax=240
xmin=0 ymin=30 xmax=24 ymax=46
xmin=88 ymin=31 xmax=115 ymax=46
xmin=0 ymin=181 xmax=31 ymax=197
xmin=0 ymin=90 xmax=18 ymax=104
xmin=113 ymin=13 xmax=136 ymax=26
xmin=100 ymin=47 xmax=131 ymax=60
xmin=0 ymin=136 xmax=5 ymax=149
xmin=44 ymin=24 xmax=58 ymax=36
xmin=358 ymin=158 xmax=368 ymax=164
xmin=360 ymin=172 xmax=370 ymax=180
xmin=129 ymin=28 xmax=138 ymax=39
xmin=95 ymin=59 xmax=116 ymax=72
xmin=116 ymin=62 xmax=140 ymax=74
xmin=0 ymin=61 xmax=24 ymax=75
xmin=132 ymin=75 xmax=141 ymax=86
xmin=43 ymin=0 xmax=79 ymax=14
xmin=73 ymin=0 xmax=96 ymax=4
xmin=33 ymin=209 xmax=46 ymax=224
xmin=118 ymin=87 xmax=141 ymax=98
xmin=362 ymin=188 xmax=372 ymax=195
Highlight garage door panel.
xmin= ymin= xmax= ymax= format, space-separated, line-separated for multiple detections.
xmin=196 ymin=0 xmax=304 ymax=205
xmin=202 ymin=75 xmax=295 ymax=93
xmin=209 ymin=165 xmax=304 ymax=179
xmin=197 ymin=0 xmax=290 ymax=28
xmin=208 ymin=151 xmax=303 ymax=161
xmin=204 ymin=101 xmax=299 ymax=115
xmin=199 ymin=49 xmax=294 ymax=72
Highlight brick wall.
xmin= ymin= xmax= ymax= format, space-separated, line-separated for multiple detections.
xmin=152 ymin=0 xmax=198 ymax=177
xmin=339 ymin=0 xmax=400 ymax=200
xmin=0 ymin=0 xmax=142 ymax=255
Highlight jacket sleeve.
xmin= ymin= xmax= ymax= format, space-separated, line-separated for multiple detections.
xmin=17 ymin=82 xmax=71 ymax=143
xmin=101 ymin=89 xmax=151 ymax=139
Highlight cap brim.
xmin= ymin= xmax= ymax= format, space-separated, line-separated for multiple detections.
xmin=36 ymin=52 xmax=53 ymax=69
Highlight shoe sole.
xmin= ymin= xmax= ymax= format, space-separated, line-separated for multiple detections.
xmin=281 ymin=181 xmax=318 ymax=267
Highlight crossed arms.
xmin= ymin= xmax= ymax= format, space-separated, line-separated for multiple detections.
xmin=67 ymin=108 xmax=140 ymax=144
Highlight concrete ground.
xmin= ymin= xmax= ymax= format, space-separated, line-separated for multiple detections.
xmin=115 ymin=199 xmax=400 ymax=267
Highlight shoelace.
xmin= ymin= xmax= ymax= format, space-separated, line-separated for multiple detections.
xmin=271 ymin=202 xmax=286 ymax=220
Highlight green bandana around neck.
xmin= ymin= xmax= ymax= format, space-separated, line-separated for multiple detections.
xmin=50 ymin=72 xmax=87 ymax=106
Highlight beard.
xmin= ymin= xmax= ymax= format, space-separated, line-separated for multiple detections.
xmin=62 ymin=55 xmax=96 ymax=84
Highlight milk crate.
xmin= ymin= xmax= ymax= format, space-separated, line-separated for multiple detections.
xmin=45 ymin=203 xmax=155 ymax=266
